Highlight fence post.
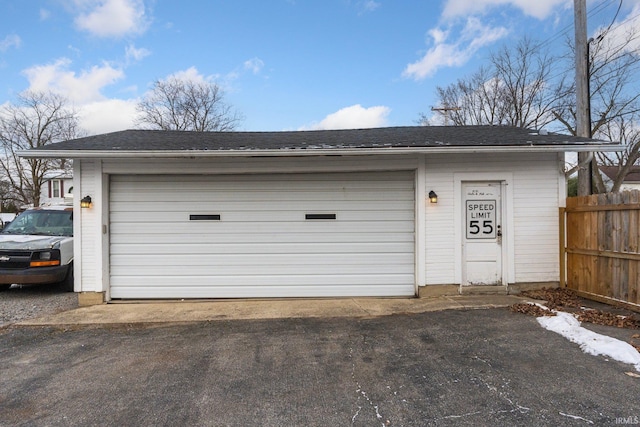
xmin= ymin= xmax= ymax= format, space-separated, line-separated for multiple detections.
xmin=559 ymin=207 xmax=566 ymax=288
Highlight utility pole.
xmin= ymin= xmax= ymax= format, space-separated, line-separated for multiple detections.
xmin=431 ymin=106 xmax=461 ymax=126
xmin=575 ymin=0 xmax=593 ymax=196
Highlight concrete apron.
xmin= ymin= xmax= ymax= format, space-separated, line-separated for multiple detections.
xmin=17 ymin=295 xmax=530 ymax=326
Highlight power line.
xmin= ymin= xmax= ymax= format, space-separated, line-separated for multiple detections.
xmin=599 ymin=9 xmax=640 ymax=37
xmin=536 ymin=0 xmax=614 ymax=51
xmin=592 ymin=0 xmax=623 ymax=41
xmin=539 ymin=4 xmax=640 ymax=84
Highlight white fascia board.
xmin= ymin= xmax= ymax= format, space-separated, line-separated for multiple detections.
xmin=18 ymin=144 xmax=622 ymax=159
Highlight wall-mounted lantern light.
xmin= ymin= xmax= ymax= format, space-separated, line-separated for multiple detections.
xmin=428 ymin=191 xmax=438 ymax=204
xmin=80 ymin=195 xmax=92 ymax=209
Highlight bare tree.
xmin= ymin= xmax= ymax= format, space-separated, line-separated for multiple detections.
xmin=136 ymin=77 xmax=243 ymax=131
xmin=426 ymin=38 xmax=566 ymax=129
xmin=424 ymin=26 xmax=640 ymax=194
xmin=491 ymin=38 xmax=567 ymax=129
xmin=0 ymin=180 xmax=16 ymax=212
xmin=0 ymin=91 xmax=81 ymax=208
xmin=433 ymin=66 xmax=508 ymax=126
xmin=593 ymin=117 xmax=640 ymax=192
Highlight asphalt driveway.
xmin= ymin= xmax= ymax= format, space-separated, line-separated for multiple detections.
xmin=1 ymin=308 xmax=638 ymax=426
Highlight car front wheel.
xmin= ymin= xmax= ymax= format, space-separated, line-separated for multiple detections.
xmin=58 ymin=264 xmax=74 ymax=292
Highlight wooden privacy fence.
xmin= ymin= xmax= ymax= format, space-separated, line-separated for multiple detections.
xmin=561 ymin=191 xmax=640 ymax=310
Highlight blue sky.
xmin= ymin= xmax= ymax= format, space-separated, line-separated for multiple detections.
xmin=0 ymin=0 xmax=638 ymax=135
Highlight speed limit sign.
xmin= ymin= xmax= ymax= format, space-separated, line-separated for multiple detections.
xmin=466 ymin=200 xmax=496 ymax=239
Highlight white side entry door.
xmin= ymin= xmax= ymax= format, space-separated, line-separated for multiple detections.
xmin=462 ymin=181 xmax=504 ymax=286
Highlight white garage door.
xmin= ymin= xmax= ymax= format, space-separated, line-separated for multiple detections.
xmin=109 ymin=171 xmax=415 ymax=299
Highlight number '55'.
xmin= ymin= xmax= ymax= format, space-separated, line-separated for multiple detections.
xmin=469 ymin=220 xmax=494 ymax=235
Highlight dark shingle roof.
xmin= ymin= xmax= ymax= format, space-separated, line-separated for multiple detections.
xmin=27 ymin=126 xmax=616 ymax=156
xmin=600 ymin=166 xmax=640 ymax=183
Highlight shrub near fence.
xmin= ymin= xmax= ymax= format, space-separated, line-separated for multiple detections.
xmin=562 ymin=191 xmax=640 ymax=310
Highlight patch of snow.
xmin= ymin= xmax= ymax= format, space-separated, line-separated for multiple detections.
xmin=558 ymin=412 xmax=594 ymax=424
xmin=439 ymin=411 xmax=482 ymax=420
xmin=537 ymin=310 xmax=640 ymax=372
xmin=351 ymin=405 xmax=361 ymax=424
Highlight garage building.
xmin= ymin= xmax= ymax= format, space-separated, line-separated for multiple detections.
xmin=22 ymin=126 xmax=617 ymax=304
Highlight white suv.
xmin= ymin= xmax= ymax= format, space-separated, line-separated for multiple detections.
xmin=0 ymin=206 xmax=74 ymax=291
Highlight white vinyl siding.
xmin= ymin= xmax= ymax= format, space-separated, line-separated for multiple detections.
xmin=512 ymin=157 xmax=562 ymax=282
xmin=109 ymin=171 xmax=415 ymax=298
xmin=424 ymin=152 xmax=562 ymax=285
xmin=74 ymin=151 xmax=563 ymax=297
xmin=78 ymin=160 xmax=99 ymax=290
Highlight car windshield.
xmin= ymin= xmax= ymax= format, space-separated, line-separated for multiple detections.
xmin=1 ymin=210 xmax=73 ymax=237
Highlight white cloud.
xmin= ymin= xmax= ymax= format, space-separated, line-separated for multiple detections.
xmin=73 ymin=0 xmax=148 ymax=38
xmin=301 ymin=104 xmax=390 ymax=130
xmin=67 ymin=45 xmax=81 ymax=56
xmin=244 ymin=58 xmax=264 ymax=74
xmin=593 ymin=4 xmax=640 ymax=57
xmin=168 ymin=66 xmax=242 ymax=87
xmin=442 ymin=0 xmax=570 ymax=20
xmin=19 ymin=57 xmax=136 ymax=135
xmin=358 ymin=1 xmax=381 ymax=14
xmin=39 ymin=8 xmax=51 ymax=21
xmin=430 ymin=28 xmax=449 ymax=45
xmin=22 ymin=58 xmax=124 ymax=104
xmin=0 ymin=34 xmax=21 ymax=52
xmin=403 ymin=17 xmax=508 ymax=80
xmin=151 ymin=66 xmax=244 ymax=96
xmin=125 ymin=44 xmax=151 ymax=62
xmin=463 ymin=17 xmax=509 ymax=50
xmin=79 ymin=98 xmax=139 ymax=134
xmin=164 ymin=66 xmax=210 ymax=84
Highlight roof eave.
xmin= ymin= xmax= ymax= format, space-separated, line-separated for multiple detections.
xmin=18 ymin=144 xmax=622 ymax=159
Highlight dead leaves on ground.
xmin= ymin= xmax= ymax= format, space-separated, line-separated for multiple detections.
xmin=510 ymin=288 xmax=640 ymax=329
xmin=632 ymin=334 xmax=640 ymax=353
xmin=511 ymin=288 xmax=640 ymax=354
xmin=576 ymin=310 xmax=640 ymax=329
xmin=517 ymin=287 xmax=583 ymax=310
xmin=510 ymin=303 xmax=556 ymax=317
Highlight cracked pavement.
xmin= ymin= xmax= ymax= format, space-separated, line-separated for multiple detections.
xmin=1 ymin=308 xmax=638 ymax=426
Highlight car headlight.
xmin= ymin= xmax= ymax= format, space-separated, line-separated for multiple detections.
xmin=30 ymin=250 xmax=61 ymax=267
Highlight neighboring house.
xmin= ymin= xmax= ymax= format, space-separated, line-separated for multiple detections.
xmin=0 ymin=213 xmax=16 ymax=229
xmin=599 ymin=166 xmax=640 ymax=191
xmin=40 ymin=170 xmax=73 ymax=206
xmin=21 ymin=126 xmax=618 ymax=305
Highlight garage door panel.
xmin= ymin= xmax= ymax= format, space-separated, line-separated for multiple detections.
xmin=110 ymin=274 xmax=415 ymax=288
xmin=109 ymin=210 xmax=416 ymax=223
xmin=112 ymin=190 xmax=415 ymax=204
xmin=111 ymin=241 xmax=415 ymax=255
xmin=110 ymin=173 xmax=412 ymax=191
xmin=109 ymin=221 xmax=414 ymax=236
xmin=109 ymin=172 xmax=415 ymax=299
xmin=111 ymin=252 xmax=414 ymax=266
xmin=110 ymin=232 xmax=415 ymax=246
xmin=110 ymin=284 xmax=416 ymax=299
xmin=110 ymin=263 xmax=414 ymax=276
xmin=110 ymin=200 xmax=414 ymax=213
xmin=111 ymin=275 xmax=414 ymax=299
